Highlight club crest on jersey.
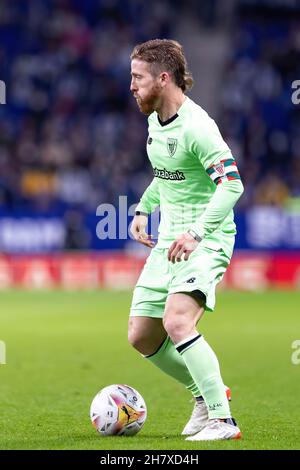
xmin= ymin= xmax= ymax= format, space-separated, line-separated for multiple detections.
xmin=167 ymin=138 xmax=177 ymax=157
xmin=214 ymin=162 xmax=225 ymax=175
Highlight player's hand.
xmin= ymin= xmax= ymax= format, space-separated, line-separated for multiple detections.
xmin=168 ymin=232 xmax=199 ymax=263
xmin=130 ymin=214 xmax=155 ymax=248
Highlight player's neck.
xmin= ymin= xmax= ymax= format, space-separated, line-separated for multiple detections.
xmin=157 ymin=92 xmax=186 ymax=122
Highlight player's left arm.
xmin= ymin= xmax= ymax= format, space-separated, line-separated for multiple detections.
xmin=189 ymin=159 xmax=244 ymax=239
xmin=168 ymin=170 xmax=243 ymax=263
xmin=168 ymin=122 xmax=244 ymax=263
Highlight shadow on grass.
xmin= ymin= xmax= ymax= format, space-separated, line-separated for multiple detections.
xmin=2 ymin=431 xmax=184 ymax=450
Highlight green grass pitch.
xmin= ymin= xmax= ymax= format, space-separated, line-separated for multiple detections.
xmin=0 ymin=290 xmax=299 ymax=450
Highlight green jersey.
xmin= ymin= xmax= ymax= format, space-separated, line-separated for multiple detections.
xmin=136 ymin=96 xmax=243 ymax=258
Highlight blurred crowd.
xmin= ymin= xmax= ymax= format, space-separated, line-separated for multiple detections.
xmin=220 ymin=2 xmax=300 ymax=210
xmin=0 ymin=0 xmax=299 ymax=219
xmin=0 ymin=0 xmax=182 ymax=214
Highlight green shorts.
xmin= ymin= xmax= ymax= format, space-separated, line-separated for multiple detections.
xmin=130 ymin=242 xmax=232 ymax=317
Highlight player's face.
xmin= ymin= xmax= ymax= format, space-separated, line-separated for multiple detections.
xmin=130 ymin=59 xmax=162 ymax=115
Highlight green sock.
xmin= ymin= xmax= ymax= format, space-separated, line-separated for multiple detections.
xmin=145 ymin=336 xmax=201 ymax=397
xmin=176 ymin=334 xmax=231 ymax=419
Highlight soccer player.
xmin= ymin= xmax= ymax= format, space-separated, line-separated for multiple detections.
xmin=128 ymin=39 xmax=244 ymax=441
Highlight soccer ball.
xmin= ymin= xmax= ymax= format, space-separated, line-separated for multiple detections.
xmin=90 ymin=384 xmax=147 ymax=436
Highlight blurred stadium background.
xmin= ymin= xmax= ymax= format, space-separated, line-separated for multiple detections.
xmin=0 ymin=0 xmax=300 ymax=291
xmin=0 ymin=0 xmax=300 ymax=451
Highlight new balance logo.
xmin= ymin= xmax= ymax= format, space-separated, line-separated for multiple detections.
xmin=186 ymin=277 xmax=196 ymax=283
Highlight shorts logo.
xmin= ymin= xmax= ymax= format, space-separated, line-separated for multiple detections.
xmin=167 ymin=138 xmax=177 ymax=157
xmin=147 ymin=136 xmax=153 ymax=145
xmin=186 ymin=277 xmax=196 ymax=283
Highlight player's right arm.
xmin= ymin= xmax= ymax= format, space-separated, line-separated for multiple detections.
xmin=130 ymin=177 xmax=160 ymax=248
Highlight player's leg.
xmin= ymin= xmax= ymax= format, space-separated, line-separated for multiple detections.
xmin=128 ymin=309 xmax=201 ymax=397
xmin=128 ymin=316 xmax=166 ymax=356
xmin=129 ymin=313 xmax=230 ymax=436
xmin=129 ymin=246 xmax=202 ymax=398
xmin=164 ymin=292 xmax=240 ymax=440
xmin=165 ymin=245 xmax=241 ymax=440
xmin=164 ymin=292 xmax=231 ymax=418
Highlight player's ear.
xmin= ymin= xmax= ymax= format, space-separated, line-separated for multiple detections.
xmin=159 ymin=71 xmax=170 ymax=88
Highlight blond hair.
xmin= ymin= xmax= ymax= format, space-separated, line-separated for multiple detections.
xmin=131 ymin=39 xmax=194 ymax=92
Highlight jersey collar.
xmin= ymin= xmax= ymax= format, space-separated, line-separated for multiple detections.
xmin=156 ymin=96 xmax=188 ymax=127
xmin=157 ymin=113 xmax=179 ymax=127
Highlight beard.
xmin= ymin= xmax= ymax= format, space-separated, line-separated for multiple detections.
xmin=135 ymin=83 xmax=161 ymax=115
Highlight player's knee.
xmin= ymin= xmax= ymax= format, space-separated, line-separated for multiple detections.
xmin=128 ymin=328 xmax=141 ymax=350
xmin=128 ymin=319 xmax=166 ymax=355
xmin=128 ymin=330 xmax=159 ymax=355
xmin=128 ymin=324 xmax=148 ymax=352
xmin=163 ymin=312 xmax=188 ymax=340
